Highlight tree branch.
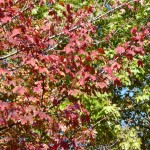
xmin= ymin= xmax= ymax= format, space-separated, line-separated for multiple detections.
xmin=0 ymin=51 xmax=18 ymax=60
xmin=48 ymin=0 xmax=134 ymax=40
xmin=93 ymin=0 xmax=133 ymax=21
xmin=0 ymin=1 xmax=134 ymax=60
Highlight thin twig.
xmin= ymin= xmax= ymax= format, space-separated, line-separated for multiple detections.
xmin=0 ymin=51 xmax=19 ymax=60
xmin=48 ymin=0 xmax=134 ymax=40
xmin=93 ymin=0 xmax=133 ymax=21
xmin=0 ymin=0 xmax=134 ymax=60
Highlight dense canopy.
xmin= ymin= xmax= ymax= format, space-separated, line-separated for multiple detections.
xmin=0 ymin=0 xmax=149 ymax=149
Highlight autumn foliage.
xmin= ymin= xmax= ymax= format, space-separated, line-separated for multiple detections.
xmin=0 ymin=0 xmax=149 ymax=149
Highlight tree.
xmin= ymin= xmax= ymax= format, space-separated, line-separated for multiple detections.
xmin=0 ymin=0 xmax=149 ymax=149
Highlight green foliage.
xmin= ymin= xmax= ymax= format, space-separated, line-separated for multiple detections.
xmin=32 ymin=5 xmax=50 ymax=19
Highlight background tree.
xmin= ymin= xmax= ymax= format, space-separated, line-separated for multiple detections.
xmin=0 ymin=0 xmax=149 ymax=149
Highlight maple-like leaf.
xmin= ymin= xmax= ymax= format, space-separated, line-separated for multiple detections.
xmin=1 ymin=16 xmax=11 ymax=24
xmin=96 ymin=82 xmax=107 ymax=89
xmin=127 ymin=49 xmax=135 ymax=56
xmin=65 ymin=46 xmax=72 ymax=54
xmin=7 ymin=111 xmax=19 ymax=123
xmin=117 ymin=46 xmax=125 ymax=54
xmin=98 ymin=48 xmax=105 ymax=54
xmin=26 ymin=58 xmax=38 ymax=67
xmin=26 ymin=115 xmax=34 ymax=124
xmin=0 ymin=68 xmax=8 ymax=75
xmin=90 ymin=75 xmax=96 ymax=81
xmin=11 ymin=28 xmax=21 ymax=37
xmin=33 ymin=85 xmax=43 ymax=93
xmin=38 ymin=67 xmax=49 ymax=74
xmin=104 ymin=66 xmax=113 ymax=75
xmin=26 ymin=35 xmax=34 ymax=43
xmin=13 ymin=86 xmax=27 ymax=95
xmin=38 ymin=111 xmax=47 ymax=119
xmin=113 ymin=77 xmax=122 ymax=87
xmin=20 ymin=116 xmax=28 ymax=125
xmin=79 ymin=78 xmax=85 ymax=86
xmin=69 ymin=90 xmax=77 ymax=96
xmin=131 ymin=26 xmax=138 ymax=35
xmin=25 ymin=105 xmax=36 ymax=113
xmin=138 ymin=60 xmax=144 ymax=68
xmin=112 ymin=62 xmax=122 ymax=71
xmin=0 ymin=100 xmax=9 ymax=111
xmin=69 ymin=89 xmax=82 ymax=96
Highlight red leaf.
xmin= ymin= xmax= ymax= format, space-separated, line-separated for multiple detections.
xmin=90 ymin=75 xmax=96 ymax=81
xmin=112 ymin=62 xmax=122 ymax=71
xmin=0 ymin=68 xmax=8 ymax=75
xmin=69 ymin=89 xmax=81 ymax=96
xmin=98 ymin=48 xmax=105 ymax=54
xmin=33 ymin=85 xmax=43 ymax=93
xmin=57 ymin=69 xmax=65 ymax=76
xmin=26 ymin=35 xmax=34 ymax=43
xmin=79 ymin=78 xmax=85 ymax=86
xmin=127 ymin=68 xmax=132 ymax=76
xmin=113 ymin=78 xmax=122 ymax=87
xmin=0 ymin=100 xmax=9 ymax=111
xmin=131 ymin=26 xmax=138 ymax=35
xmin=65 ymin=46 xmax=72 ymax=54
xmin=117 ymin=46 xmax=125 ymax=54
xmin=26 ymin=115 xmax=34 ymax=124
xmin=127 ymin=49 xmax=135 ymax=56
xmin=69 ymin=90 xmax=77 ymax=96
xmin=11 ymin=28 xmax=21 ymax=37
xmin=25 ymin=105 xmax=36 ymax=113
xmin=90 ymin=51 xmax=99 ymax=57
xmin=1 ymin=16 xmax=11 ymax=24
xmin=85 ymin=56 xmax=92 ymax=61
xmin=26 ymin=58 xmax=37 ymax=67
xmin=13 ymin=86 xmax=27 ymax=95
xmin=20 ymin=116 xmax=28 ymax=125
xmin=66 ymin=4 xmax=72 ymax=13
xmin=138 ymin=60 xmax=144 ymax=68
xmin=8 ymin=111 xmax=19 ymax=122
xmin=96 ymin=82 xmax=107 ymax=89
xmin=38 ymin=67 xmax=49 ymax=74
xmin=104 ymin=67 xmax=113 ymax=75
xmin=0 ymin=0 xmax=4 ymax=3
xmin=38 ymin=112 xmax=47 ymax=119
